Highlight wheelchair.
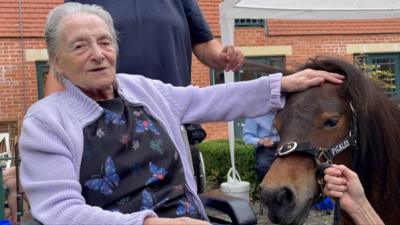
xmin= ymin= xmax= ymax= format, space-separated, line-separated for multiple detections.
xmin=183 ymin=125 xmax=257 ymax=225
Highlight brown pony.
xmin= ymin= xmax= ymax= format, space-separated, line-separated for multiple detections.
xmin=258 ymin=57 xmax=400 ymax=225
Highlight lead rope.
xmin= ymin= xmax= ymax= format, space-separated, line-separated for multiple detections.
xmin=316 ymin=162 xmax=340 ymax=225
xmin=333 ymin=199 xmax=341 ymax=225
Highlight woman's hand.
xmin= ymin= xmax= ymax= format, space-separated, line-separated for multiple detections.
xmin=281 ymin=69 xmax=344 ymax=93
xmin=323 ymin=164 xmax=367 ymax=213
xmin=323 ymin=164 xmax=384 ymax=225
xmin=143 ymin=217 xmax=211 ymax=225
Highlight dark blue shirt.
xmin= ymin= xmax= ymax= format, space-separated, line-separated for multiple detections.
xmin=65 ymin=0 xmax=214 ymax=86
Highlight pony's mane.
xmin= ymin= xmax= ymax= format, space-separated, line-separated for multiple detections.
xmin=301 ymin=57 xmax=400 ymax=210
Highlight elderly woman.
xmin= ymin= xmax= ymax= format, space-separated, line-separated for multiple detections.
xmin=19 ymin=3 xmax=343 ymax=225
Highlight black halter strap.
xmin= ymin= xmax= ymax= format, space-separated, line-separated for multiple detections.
xmin=277 ymin=134 xmax=357 ymax=164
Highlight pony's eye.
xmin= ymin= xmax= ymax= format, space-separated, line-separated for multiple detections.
xmin=324 ymin=118 xmax=338 ymax=127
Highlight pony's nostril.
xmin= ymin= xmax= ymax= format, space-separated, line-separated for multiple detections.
xmin=261 ymin=187 xmax=294 ymax=209
xmin=276 ymin=187 xmax=293 ymax=206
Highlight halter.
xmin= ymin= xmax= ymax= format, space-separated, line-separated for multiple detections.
xmin=275 ymin=102 xmax=358 ymax=225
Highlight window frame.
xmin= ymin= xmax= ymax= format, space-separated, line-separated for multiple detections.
xmin=35 ymin=60 xmax=49 ymax=99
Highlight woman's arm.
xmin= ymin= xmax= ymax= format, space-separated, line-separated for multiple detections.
xmin=324 ymin=165 xmax=384 ymax=225
xmin=19 ymin=115 xmax=156 ymax=224
xmin=157 ymin=68 xmax=343 ymax=124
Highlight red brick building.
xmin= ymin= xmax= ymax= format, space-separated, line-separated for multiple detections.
xmin=1 ymin=0 xmax=399 ymax=140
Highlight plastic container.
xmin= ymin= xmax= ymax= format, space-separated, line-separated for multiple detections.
xmin=220 ymin=168 xmax=250 ymax=202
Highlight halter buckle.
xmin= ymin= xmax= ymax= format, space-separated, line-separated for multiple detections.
xmin=278 ymin=142 xmax=298 ymax=156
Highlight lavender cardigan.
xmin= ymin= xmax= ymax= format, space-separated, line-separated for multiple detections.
xmin=19 ymin=73 xmax=284 ymax=224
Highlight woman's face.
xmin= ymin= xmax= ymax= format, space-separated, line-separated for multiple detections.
xmin=54 ymin=13 xmax=117 ymax=94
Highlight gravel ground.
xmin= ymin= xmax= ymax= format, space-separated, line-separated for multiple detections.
xmin=250 ymin=200 xmax=333 ymax=225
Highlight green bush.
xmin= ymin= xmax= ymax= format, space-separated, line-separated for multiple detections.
xmin=197 ymin=139 xmax=258 ymax=194
xmin=356 ymin=62 xmax=397 ymax=95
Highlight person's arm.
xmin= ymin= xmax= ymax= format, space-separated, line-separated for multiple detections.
xmin=44 ymin=68 xmax=65 ymax=96
xmin=19 ymin=115 xmax=156 ymax=224
xmin=152 ymin=68 xmax=343 ymax=124
xmin=193 ymin=39 xmax=244 ymax=72
xmin=324 ymin=165 xmax=384 ymax=225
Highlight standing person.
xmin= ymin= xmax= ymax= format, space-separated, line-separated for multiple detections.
xmin=19 ymin=3 xmax=344 ymax=225
xmin=44 ymin=0 xmax=244 ymax=95
xmin=243 ymin=111 xmax=279 ymax=182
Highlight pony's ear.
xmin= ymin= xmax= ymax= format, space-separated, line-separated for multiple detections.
xmin=274 ymin=112 xmax=282 ymax=133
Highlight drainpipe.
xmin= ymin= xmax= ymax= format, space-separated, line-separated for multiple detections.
xmin=18 ymin=0 xmax=27 ymax=113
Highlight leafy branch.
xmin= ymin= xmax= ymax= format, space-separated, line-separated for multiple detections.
xmin=356 ymin=62 xmax=396 ymax=94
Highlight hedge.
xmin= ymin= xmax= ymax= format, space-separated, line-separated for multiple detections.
xmin=197 ymin=139 xmax=258 ymax=194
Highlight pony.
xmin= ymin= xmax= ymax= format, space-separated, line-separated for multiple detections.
xmin=257 ymin=57 xmax=400 ymax=225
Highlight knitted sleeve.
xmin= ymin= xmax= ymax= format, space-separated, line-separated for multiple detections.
xmin=19 ymin=115 xmax=157 ymax=225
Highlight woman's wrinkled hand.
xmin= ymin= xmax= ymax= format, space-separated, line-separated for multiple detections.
xmin=281 ymin=69 xmax=344 ymax=93
xmin=323 ymin=164 xmax=367 ymax=213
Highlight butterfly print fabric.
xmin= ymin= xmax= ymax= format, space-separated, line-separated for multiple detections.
xmin=84 ymin=156 xmax=120 ymax=195
xmin=80 ymin=96 xmax=200 ymax=218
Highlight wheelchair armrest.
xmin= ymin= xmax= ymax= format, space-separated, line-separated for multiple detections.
xmin=199 ymin=192 xmax=257 ymax=225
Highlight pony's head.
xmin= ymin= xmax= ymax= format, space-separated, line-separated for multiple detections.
xmin=260 ymin=57 xmax=400 ymax=225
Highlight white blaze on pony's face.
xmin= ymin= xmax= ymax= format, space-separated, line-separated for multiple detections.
xmin=53 ymin=12 xmax=117 ymax=95
xmin=260 ymin=83 xmax=351 ymax=225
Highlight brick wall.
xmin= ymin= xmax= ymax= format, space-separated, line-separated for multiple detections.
xmin=1 ymin=0 xmax=400 ymax=140
xmin=197 ymin=0 xmax=221 ymax=36
xmin=266 ymin=34 xmax=400 ymax=70
xmin=0 ymin=0 xmax=61 ymax=127
xmin=0 ymin=39 xmax=42 ymax=120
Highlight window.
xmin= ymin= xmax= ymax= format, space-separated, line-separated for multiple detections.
xmin=235 ymin=19 xmax=265 ymax=28
xmin=35 ymin=61 xmax=49 ymax=99
xmin=356 ymin=53 xmax=399 ymax=97
xmin=210 ymin=56 xmax=285 ymax=139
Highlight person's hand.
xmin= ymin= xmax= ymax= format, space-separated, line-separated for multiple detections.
xmin=258 ymin=138 xmax=274 ymax=147
xmin=219 ymin=45 xmax=244 ymax=72
xmin=323 ymin=164 xmax=368 ymax=213
xmin=281 ymin=69 xmax=344 ymax=93
xmin=143 ymin=217 xmax=211 ymax=225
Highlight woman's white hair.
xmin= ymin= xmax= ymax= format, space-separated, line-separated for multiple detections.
xmin=45 ymin=2 xmax=118 ymax=82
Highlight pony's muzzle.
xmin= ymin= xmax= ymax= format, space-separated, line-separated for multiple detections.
xmin=261 ymin=186 xmax=295 ymax=222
